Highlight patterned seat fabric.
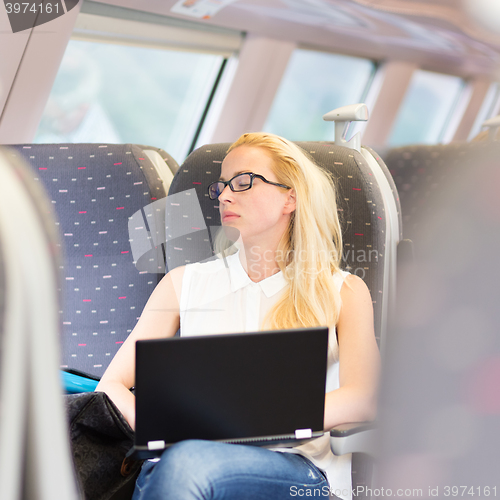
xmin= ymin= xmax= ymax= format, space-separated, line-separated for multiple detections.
xmin=166 ymin=142 xmax=395 ymax=346
xmin=384 ymin=142 xmax=494 ymax=248
xmin=6 ymin=144 xmax=178 ymax=378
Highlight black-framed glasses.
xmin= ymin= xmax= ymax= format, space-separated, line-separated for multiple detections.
xmin=207 ymin=172 xmax=291 ymax=200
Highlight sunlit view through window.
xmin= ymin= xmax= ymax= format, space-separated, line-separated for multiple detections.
xmin=34 ymin=40 xmax=225 ymax=164
xmin=388 ymin=70 xmax=465 ymax=147
xmin=263 ymin=49 xmax=375 ymax=141
xmin=467 ymin=81 xmax=500 ymax=140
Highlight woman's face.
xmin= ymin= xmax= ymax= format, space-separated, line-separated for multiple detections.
xmin=218 ymin=145 xmax=295 ymax=249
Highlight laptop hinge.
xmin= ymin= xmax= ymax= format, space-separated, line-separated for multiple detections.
xmin=294 ymin=429 xmax=312 ymax=439
xmin=148 ymin=440 xmax=166 ymax=451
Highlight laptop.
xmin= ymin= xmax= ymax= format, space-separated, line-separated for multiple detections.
xmin=130 ymin=327 xmax=328 ymax=460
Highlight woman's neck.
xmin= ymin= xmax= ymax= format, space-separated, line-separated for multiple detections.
xmin=238 ymin=243 xmax=280 ymax=282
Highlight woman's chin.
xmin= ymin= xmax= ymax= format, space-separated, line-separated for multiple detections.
xmin=221 ymin=225 xmax=240 ymax=242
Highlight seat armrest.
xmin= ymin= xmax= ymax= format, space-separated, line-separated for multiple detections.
xmin=330 ymin=422 xmax=378 ymax=456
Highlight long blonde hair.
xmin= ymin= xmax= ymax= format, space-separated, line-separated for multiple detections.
xmin=217 ymin=132 xmax=343 ymax=329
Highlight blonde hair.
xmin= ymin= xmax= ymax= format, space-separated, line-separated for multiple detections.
xmin=217 ymin=132 xmax=343 ymax=330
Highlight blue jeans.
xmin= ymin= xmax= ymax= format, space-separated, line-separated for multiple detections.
xmin=132 ymin=439 xmax=330 ymax=499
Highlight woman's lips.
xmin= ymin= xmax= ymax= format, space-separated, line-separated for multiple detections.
xmin=222 ymin=211 xmax=239 ymax=223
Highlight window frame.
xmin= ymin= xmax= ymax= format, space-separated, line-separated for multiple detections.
xmin=387 ymin=68 xmax=467 ymax=147
xmin=35 ymin=7 xmax=244 ymax=163
xmin=262 ymin=46 xmax=378 ymax=142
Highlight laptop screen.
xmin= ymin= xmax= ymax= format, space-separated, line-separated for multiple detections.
xmin=134 ymin=327 xmax=328 ymax=449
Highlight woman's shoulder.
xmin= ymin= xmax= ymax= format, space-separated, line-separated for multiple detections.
xmin=337 ymin=272 xmax=372 ymax=300
xmin=332 ymin=268 xmax=351 ymax=290
xmin=335 ymin=269 xmax=351 ymax=280
xmin=159 ymin=264 xmax=186 ymax=291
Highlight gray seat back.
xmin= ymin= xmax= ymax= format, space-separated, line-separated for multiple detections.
xmin=6 ymin=143 xmax=178 ymax=377
xmin=385 ymin=142 xmax=495 ymax=250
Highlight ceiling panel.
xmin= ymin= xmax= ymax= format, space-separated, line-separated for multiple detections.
xmin=90 ymin=0 xmax=500 ymax=77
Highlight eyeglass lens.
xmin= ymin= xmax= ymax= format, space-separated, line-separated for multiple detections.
xmin=210 ymin=173 xmax=252 ymax=199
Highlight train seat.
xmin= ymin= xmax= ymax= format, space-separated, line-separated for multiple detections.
xmin=4 ymin=143 xmax=178 ymax=390
xmin=385 ymin=139 xmax=499 ymax=255
xmin=165 ymin=137 xmax=401 ymax=499
xmin=378 ymin=136 xmax=500 ymax=496
xmin=136 ymin=144 xmax=179 ymax=186
xmin=0 ymin=148 xmax=78 ymax=500
xmin=166 ymin=140 xmax=401 ymax=347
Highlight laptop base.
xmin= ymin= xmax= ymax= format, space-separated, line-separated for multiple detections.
xmin=128 ymin=431 xmax=325 ymax=460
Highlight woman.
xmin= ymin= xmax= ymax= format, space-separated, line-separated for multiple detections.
xmin=96 ymin=132 xmax=380 ymax=500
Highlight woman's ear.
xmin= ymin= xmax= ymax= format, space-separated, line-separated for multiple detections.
xmin=283 ymin=188 xmax=296 ymax=215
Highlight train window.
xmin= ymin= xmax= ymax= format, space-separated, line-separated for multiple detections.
xmin=388 ymin=70 xmax=465 ymax=147
xmin=467 ymin=82 xmax=500 ymax=140
xmin=262 ymin=49 xmax=375 ymax=141
xmin=33 ymin=39 xmax=226 ymax=164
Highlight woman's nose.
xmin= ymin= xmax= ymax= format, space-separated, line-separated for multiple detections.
xmin=219 ymin=184 xmax=233 ymax=201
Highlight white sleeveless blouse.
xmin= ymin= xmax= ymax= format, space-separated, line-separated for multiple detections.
xmin=179 ymin=251 xmax=352 ymax=500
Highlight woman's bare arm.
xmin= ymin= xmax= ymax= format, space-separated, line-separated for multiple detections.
xmin=323 ymin=274 xmax=381 ymax=431
xmin=96 ymin=266 xmax=185 ymax=430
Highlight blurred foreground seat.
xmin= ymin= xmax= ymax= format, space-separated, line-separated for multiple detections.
xmin=0 ymin=147 xmax=78 ymax=500
xmin=378 ymin=141 xmax=500 ymax=495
